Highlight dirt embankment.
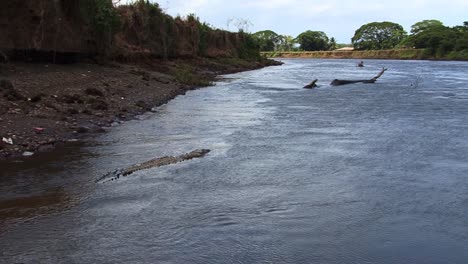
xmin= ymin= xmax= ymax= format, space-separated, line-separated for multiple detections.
xmin=0 ymin=0 xmax=96 ymax=58
xmin=0 ymin=0 xmax=258 ymax=62
xmin=0 ymin=58 xmax=281 ymax=160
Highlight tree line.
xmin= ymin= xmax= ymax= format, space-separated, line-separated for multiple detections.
xmin=253 ymin=19 xmax=468 ymax=59
xmin=252 ymin=30 xmax=336 ymax=52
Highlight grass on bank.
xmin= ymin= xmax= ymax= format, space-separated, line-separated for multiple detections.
xmin=172 ymin=63 xmax=213 ymax=87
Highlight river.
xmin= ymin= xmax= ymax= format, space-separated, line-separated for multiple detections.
xmin=1 ymin=59 xmax=468 ymax=263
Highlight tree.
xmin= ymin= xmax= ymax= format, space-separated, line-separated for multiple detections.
xmin=277 ymin=35 xmax=297 ymax=51
xmin=454 ymin=32 xmax=468 ymax=51
xmin=403 ymin=20 xmax=461 ymax=56
xmin=454 ymin=22 xmax=468 ymax=52
xmin=252 ymin=30 xmax=282 ymax=51
xmin=452 ymin=21 xmax=468 ymax=34
xmin=295 ymin=30 xmax=330 ymax=51
xmin=410 ymin=19 xmax=444 ymax=34
xmin=63 ymin=0 xmax=121 ymax=54
xmin=400 ymin=20 xmax=468 ymax=58
xmin=329 ymin=37 xmax=337 ymax=50
xmin=352 ymin=21 xmax=407 ymax=50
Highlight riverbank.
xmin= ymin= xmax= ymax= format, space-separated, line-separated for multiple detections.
xmin=262 ymin=49 xmax=468 ymax=60
xmin=0 ymin=57 xmax=282 ymax=160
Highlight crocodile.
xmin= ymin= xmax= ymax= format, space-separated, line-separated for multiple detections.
xmin=96 ymin=149 xmax=210 ymax=183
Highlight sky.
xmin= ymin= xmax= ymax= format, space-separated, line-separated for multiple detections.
xmin=123 ymin=0 xmax=467 ymax=43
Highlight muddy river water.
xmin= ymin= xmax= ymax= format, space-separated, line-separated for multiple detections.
xmin=1 ymin=59 xmax=468 ymax=263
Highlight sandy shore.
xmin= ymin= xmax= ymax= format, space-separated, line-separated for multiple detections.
xmin=0 ymin=58 xmax=281 ymax=160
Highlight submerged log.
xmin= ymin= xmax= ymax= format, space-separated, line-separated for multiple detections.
xmin=304 ymin=79 xmax=318 ymax=89
xmin=330 ymin=68 xmax=387 ymax=86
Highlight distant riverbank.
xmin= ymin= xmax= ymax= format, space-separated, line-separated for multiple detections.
xmin=262 ymin=49 xmax=468 ymax=60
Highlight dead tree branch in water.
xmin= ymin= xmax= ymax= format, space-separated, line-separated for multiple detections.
xmin=330 ymin=68 xmax=387 ymax=86
xmin=304 ymin=79 xmax=318 ymax=89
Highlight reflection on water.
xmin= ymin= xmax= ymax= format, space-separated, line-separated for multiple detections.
xmin=0 ymin=189 xmax=70 ymax=222
xmin=1 ymin=59 xmax=468 ymax=264
xmin=0 ymin=143 xmax=94 ymax=230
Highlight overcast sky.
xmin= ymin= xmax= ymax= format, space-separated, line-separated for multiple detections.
xmin=124 ymin=0 xmax=467 ymax=43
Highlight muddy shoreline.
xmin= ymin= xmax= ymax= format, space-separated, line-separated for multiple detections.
xmin=0 ymin=58 xmax=282 ymax=160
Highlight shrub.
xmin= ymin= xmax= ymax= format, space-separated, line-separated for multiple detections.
xmin=237 ymin=33 xmax=261 ymax=60
xmin=198 ymin=22 xmax=213 ymax=56
xmin=123 ymin=0 xmax=175 ymax=59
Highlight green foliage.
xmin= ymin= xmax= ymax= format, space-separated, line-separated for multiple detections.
xmin=446 ymin=49 xmax=468 ymax=60
xmin=403 ymin=20 xmax=468 ymax=58
xmin=455 ymin=32 xmax=468 ymax=51
xmin=252 ymin=30 xmax=283 ymax=51
xmin=329 ymin=37 xmax=337 ymax=50
xmin=410 ymin=19 xmax=444 ymax=34
xmin=186 ymin=13 xmax=198 ymax=23
xmin=237 ymin=33 xmax=261 ymax=60
xmin=131 ymin=1 xmax=167 ymax=31
xmin=278 ymin=35 xmax=297 ymax=51
xmin=172 ymin=64 xmax=213 ymax=86
xmin=125 ymin=0 xmax=175 ymax=59
xmin=68 ymin=0 xmax=121 ymax=53
xmin=180 ymin=13 xmax=215 ymax=57
xmin=254 ymin=32 xmax=298 ymax=52
xmin=93 ymin=1 xmax=121 ymax=32
xmin=197 ymin=21 xmax=213 ymax=56
xmin=352 ymin=21 xmax=407 ymax=50
xmin=295 ymin=31 xmax=330 ymax=51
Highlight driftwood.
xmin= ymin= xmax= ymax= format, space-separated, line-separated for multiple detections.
xmin=304 ymin=79 xmax=318 ymax=89
xmin=330 ymin=68 xmax=387 ymax=86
